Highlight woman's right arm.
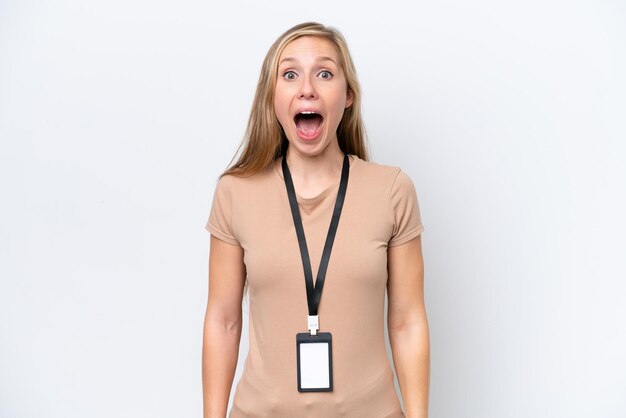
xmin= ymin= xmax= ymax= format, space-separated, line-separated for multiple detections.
xmin=202 ymin=235 xmax=246 ymax=418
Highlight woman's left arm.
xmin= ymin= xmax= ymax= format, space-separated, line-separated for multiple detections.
xmin=387 ymin=235 xmax=429 ymax=418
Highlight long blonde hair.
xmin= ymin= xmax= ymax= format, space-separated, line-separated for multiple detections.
xmin=219 ymin=21 xmax=370 ymax=180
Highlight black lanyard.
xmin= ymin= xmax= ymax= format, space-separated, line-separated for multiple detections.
xmin=282 ymin=152 xmax=350 ymax=334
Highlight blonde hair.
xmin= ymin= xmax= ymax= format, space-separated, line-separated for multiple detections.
xmin=219 ymin=21 xmax=370 ymax=180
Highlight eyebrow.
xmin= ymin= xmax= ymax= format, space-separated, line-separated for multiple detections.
xmin=279 ymin=56 xmax=337 ymax=66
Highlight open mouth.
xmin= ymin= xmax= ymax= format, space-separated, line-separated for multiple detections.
xmin=294 ymin=111 xmax=324 ymax=136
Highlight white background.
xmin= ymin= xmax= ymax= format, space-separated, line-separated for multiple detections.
xmin=1 ymin=1 xmax=625 ymax=417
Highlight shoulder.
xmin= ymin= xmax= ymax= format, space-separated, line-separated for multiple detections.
xmin=212 ymin=173 xmax=237 ymax=198
xmin=212 ymin=163 xmax=277 ymax=207
xmin=215 ymin=164 xmax=274 ymax=190
xmin=354 ymin=156 xmax=410 ymax=191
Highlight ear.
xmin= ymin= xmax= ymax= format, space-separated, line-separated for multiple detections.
xmin=345 ymin=88 xmax=354 ymax=109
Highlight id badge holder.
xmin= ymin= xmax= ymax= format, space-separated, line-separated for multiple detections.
xmin=296 ymin=331 xmax=333 ymax=392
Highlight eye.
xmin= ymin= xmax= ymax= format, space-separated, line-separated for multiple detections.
xmin=283 ymin=71 xmax=297 ymax=80
xmin=319 ymin=70 xmax=333 ymax=79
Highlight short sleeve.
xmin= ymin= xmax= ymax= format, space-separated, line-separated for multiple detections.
xmin=388 ymin=169 xmax=425 ymax=247
xmin=205 ymin=175 xmax=240 ymax=246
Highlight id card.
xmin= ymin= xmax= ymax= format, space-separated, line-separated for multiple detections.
xmin=296 ymin=332 xmax=333 ymax=392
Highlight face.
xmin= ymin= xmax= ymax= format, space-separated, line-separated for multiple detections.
xmin=274 ymin=36 xmax=354 ymax=156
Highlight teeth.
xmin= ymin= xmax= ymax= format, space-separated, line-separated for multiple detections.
xmin=299 ymin=111 xmax=317 ymax=115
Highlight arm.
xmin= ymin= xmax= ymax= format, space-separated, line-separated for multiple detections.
xmin=202 ymin=235 xmax=247 ymax=418
xmin=387 ymin=235 xmax=430 ymax=418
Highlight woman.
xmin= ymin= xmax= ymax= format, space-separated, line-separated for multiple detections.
xmin=202 ymin=22 xmax=429 ymax=418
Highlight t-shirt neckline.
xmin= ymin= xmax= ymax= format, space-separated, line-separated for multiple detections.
xmin=273 ymin=154 xmax=357 ymax=204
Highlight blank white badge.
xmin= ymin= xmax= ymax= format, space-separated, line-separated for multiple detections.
xmin=296 ymin=332 xmax=333 ymax=392
xmin=300 ymin=342 xmax=329 ymax=388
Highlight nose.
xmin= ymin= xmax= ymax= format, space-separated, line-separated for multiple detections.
xmin=298 ymin=74 xmax=318 ymax=99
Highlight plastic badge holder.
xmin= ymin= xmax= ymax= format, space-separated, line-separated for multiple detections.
xmin=296 ymin=332 xmax=333 ymax=392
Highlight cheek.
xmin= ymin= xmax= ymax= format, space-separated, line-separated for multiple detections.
xmin=275 ymin=103 xmax=287 ymax=120
xmin=329 ymin=92 xmax=348 ymax=116
xmin=273 ymin=94 xmax=291 ymax=125
xmin=323 ymin=85 xmax=346 ymax=107
xmin=273 ymin=93 xmax=284 ymax=113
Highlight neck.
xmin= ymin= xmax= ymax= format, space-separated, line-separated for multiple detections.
xmin=284 ymin=142 xmax=345 ymax=184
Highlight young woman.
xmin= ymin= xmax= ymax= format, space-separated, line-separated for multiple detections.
xmin=202 ymin=22 xmax=429 ymax=418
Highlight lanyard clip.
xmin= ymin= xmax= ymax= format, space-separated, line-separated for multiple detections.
xmin=308 ymin=315 xmax=319 ymax=336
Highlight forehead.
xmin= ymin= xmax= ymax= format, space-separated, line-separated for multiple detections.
xmin=278 ymin=36 xmax=340 ymax=65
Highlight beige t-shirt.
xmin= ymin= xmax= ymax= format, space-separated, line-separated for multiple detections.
xmin=206 ymin=154 xmax=424 ymax=418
